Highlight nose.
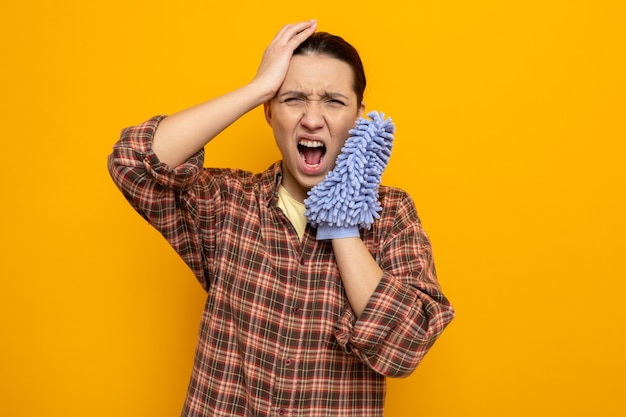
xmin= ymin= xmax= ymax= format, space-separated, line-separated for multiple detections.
xmin=300 ymin=102 xmax=325 ymax=130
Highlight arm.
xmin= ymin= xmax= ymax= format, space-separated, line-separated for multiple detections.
xmin=333 ymin=190 xmax=455 ymax=378
xmin=107 ymin=116 xmax=212 ymax=287
xmin=152 ymin=20 xmax=318 ymax=167
xmin=332 ymin=237 xmax=383 ymax=318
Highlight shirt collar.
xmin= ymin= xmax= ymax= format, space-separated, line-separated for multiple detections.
xmin=261 ymin=161 xmax=283 ymax=207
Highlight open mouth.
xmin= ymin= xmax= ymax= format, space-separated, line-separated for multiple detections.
xmin=298 ymin=140 xmax=326 ymax=167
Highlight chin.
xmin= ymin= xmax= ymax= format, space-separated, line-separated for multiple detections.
xmin=297 ymin=176 xmax=323 ymax=195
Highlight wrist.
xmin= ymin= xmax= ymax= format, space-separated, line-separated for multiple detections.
xmin=245 ymin=78 xmax=279 ymax=104
xmin=315 ymin=224 xmax=360 ymax=240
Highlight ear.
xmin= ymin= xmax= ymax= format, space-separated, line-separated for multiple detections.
xmin=357 ymin=101 xmax=366 ymax=119
xmin=263 ymin=101 xmax=272 ymax=126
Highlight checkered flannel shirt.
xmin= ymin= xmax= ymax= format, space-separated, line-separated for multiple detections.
xmin=107 ymin=116 xmax=454 ymax=417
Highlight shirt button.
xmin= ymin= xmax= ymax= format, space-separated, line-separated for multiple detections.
xmin=278 ymin=408 xmax=286 ymax=415
xmin=300 ymin=258 xmax=305 ymax=265
xmin=293 ymin=307 xmax=300 ymax=314
xmin=285 ymin=359 xmax=292 ymax=366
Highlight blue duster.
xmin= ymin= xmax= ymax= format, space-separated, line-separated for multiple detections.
xmin=304 ymin=111 xmax=395 ymax=240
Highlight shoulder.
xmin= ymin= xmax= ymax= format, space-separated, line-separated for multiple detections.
xmin=376 ymin=185 xmax=422 ymax=228
xmin=378 ymin=185 xmax=415 ymax=207
xmin=199 ymin=163 xmax=278 ymax=203
xmin=204 ymin=163 xmax=277 ymax=187
xmin=204 ymin=167 xmax=257 ymax=183
xmin=201 ymin=167 xmax=259 ymax=195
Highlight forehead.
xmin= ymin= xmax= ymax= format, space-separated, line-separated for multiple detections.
xmin=281 ymin=54 xmax=355 ymax=95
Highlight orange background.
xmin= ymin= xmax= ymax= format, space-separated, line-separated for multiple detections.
xmin=2 ymin=1 xmax=625 ymax=416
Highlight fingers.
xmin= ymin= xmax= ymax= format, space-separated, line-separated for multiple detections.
xmin=292 ymin=19 xmax=318 ymax=44
xmin=272 ymin=19 xmax=317 ymax=49
xmin=252 ymin=20 xmax=318 ymax=99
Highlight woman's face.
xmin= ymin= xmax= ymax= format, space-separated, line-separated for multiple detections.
xmin=265 ymin=53 xmax=365 ymax=202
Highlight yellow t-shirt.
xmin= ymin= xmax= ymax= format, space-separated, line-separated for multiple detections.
xmin=276 ymin=185 xmax=307 ymax=240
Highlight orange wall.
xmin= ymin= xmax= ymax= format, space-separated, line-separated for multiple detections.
xmin=2 ymin=1 xmax=625 ymax=416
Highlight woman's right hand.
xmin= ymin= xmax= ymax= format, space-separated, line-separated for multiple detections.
xmin=251 ymin=20 xmax=318 ymax=101
xmin=151 ymin=21 xmax=317 ymax=167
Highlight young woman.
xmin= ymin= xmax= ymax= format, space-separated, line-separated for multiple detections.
xmin=108 ymin=20 xmax=454 ymax=417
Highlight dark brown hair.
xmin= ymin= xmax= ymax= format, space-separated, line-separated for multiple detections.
xmin=293 ymin=32 xmax=366 ymax=106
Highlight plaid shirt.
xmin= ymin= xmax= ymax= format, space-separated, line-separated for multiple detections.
xmin=108 ymin=116 xmax=454 ymax=417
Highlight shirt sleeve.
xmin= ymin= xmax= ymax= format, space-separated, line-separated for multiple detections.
xmin=107 ymin=116 xmax=212 ymax=288
xmin=334 ymin=189 xmax=455 ymax=378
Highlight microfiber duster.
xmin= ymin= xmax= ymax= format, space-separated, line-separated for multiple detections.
xmin=304 ymin=111 xmax=395 ymax=240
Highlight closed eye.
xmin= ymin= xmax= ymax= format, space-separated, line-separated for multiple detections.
xmin=325 ymin=98 xmax=347 ymax=106
xmin=278 ymin=92 xmax=350 ymax=108
xmin=281 ymin=96 xmax=307 ymax=107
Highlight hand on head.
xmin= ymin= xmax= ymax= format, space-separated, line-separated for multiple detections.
xmin=252 ymin=20 xmax=318 ymax=102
